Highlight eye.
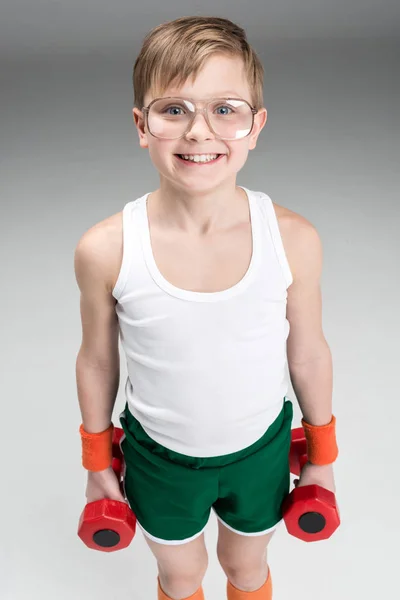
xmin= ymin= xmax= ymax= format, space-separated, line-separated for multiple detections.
xmin=215 ymin=105 xmax=233 ymax=116
xmin=164 ymin=106 xmax=185 ymax=116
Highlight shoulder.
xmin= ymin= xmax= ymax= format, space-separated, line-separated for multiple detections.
xmin=272 ymin=201 xmax=323 ymax=282
xmin=74 ymin=210 xmax=123 ymax=294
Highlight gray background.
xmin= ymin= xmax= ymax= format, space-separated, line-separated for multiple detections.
xmin=1 ymin=1 xmax=399 ymax=599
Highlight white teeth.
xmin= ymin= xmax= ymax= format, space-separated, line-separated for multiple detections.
xmin=180 ymin=154 xmax=219 ymax=163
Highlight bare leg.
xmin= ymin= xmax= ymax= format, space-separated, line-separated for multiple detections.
xmin=216 ymin=519 xmax=276 ymax=593
xmin=144 ymin=531 xmax=208 ymax=600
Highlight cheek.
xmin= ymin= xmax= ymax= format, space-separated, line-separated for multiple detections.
xmin=227 ymin=147 xmax=249 ymax=168
xmin=147 ymin=145 xmax=170 ymax=167
xmin=147 ymin=147 xmax=180 ymax=178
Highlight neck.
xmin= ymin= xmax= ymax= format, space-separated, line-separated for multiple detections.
xmin=149 ymin=182 xmax=248 ymax=235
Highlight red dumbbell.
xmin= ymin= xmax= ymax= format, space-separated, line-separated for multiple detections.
xmin=78 ymin=426 xmax=137 ymax=552
xmin=282 ymin=427 xmax=340 ymax=542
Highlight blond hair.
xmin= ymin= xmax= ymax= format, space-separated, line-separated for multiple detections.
xmin=132 ymin=16 xmax=264 ymax=111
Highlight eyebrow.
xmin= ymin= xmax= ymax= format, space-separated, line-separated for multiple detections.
xmin=166 ymin=91 xmax=243 ymax=99
xmin=206 ymin=91 xmax=242 ymax=97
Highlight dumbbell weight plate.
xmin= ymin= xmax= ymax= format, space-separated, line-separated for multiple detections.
xmin=78 ymin=498 xmax=136 ymax=552
xmin=282 ymin=484 xmax=340 ymax=542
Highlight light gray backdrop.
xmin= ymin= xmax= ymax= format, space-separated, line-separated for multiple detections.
xmin=1 ymin=2 xmax=399 ymax=599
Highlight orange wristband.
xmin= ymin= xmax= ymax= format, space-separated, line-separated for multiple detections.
xmin=301 ymin=414 xmax=338 ymax=465
xmin=79 ymin=423 xmax=114 ymax=471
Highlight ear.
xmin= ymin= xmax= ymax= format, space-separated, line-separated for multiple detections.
xmin=132 ymin=108 xmax=149 ymax=149
xmin=248 ymin=107 xmax=267 ymax=151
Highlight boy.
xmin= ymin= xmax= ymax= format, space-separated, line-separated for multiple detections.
xmin=75 ymin=16 xmax=338 ymax=600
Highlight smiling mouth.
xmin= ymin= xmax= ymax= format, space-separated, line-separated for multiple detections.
xmin=175 ymin=154 xmax=225 ymax=164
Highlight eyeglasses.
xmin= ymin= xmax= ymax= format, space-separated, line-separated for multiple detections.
xmin=142 ymin=97 xmax=258 ymax=141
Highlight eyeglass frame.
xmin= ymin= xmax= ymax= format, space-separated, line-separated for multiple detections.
xmin=141 ymin=96 xmax=259 ymax=141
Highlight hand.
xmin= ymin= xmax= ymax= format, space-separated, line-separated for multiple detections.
xmin=85 ymin=465 xmax=127 ymax=504
xmin=293 ymin=461 xmax=336 ymax=495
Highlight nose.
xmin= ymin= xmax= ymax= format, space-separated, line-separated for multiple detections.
xmin=185 ymin=111 xmax=215 ymax=140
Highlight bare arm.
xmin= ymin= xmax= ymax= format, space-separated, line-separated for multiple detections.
xmin=286 ymin=219 xmax=333 ymax=426
xmin=74 ymin=226 xmax=120 ymax=433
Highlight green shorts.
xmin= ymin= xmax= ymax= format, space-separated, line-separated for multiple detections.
xmin=119 ymin=397 xmax=293 ymax=545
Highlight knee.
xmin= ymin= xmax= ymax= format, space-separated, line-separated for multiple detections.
xmin=220 ymin=564 xmax=269 ymax=593
xmin=217 ymin=552 xmax=267 ymax=590
xmin=219 ymin=564 xmax=265 ymax=587
xmin=159 ymin=553 xmax=208 ymax=582
xmin=217 ymin=545 xmax=266 ymax=574
xmin=159 ymin=558 xmax=208 ymax=599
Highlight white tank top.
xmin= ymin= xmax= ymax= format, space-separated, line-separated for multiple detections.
xmin=112 ymin=186 xmax=293 ymax=457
